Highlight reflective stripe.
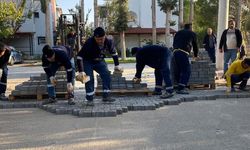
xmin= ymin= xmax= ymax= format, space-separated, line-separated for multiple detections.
xmin=0 ymin=82 xmax=6 ymax=85
xmin=86 ymin=91 xmax=95 ymax=96
xmin=47 ymin=84 xmax=54 ymax=87
xmin=165 ymin=86 xmax=174 ymax=90
xmin=173 ymin=49 xmax=189 ymax=55
xmin=43 ymin=66 xmax=49 ymax=68
xmin=67 ymin=68 xmax=73 ymax=72
xmin=178 ymin=83 xmax=186 ymax=86
xmin=111 ymin=53 xmax=118 ymax=56
xmin=103 ymin=89 xmax=111 ymax=93
xmin=77 ymin=56 xmax=83 ymax=60
xmin=155 ymin=85 xmax=163 ymax=89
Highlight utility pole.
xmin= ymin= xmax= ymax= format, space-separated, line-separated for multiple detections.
xmin=216 ymin=0 xmax=229 ymax=70
xmin=94 ymin=0 xmax=99 ymax=28
xmin=152 ymin=0 xmax=156 ymax=44
xmin=237 ymin=0 xmax=242 ymax=29
xmin=45 ymin=0 xmax=53 ymax=46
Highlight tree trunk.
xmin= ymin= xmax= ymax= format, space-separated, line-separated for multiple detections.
xmin=237 ymin=0 xmax=242 ymax=29
xmin=152 ymin=0 xmax=156 ymax=44
xmin=179 ymin=0 xmax=184 ymax=30
xmin=165 ymin=11 xmax=171 ymax=47
xmin=189 ymin=0 xmax=194 ymax=23
xmin=120 ymin=31 xmax=126 ymax=60
xmin=45 ymin=0 xmax=53 ymax=46
xmin=94 ymin=0 xmax=99 ymax=28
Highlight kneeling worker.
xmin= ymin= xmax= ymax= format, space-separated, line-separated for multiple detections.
xmin=131 ymin=45 xmax=174 ymax=99
xmin=225 ymin=58 xmax=250 ymax=92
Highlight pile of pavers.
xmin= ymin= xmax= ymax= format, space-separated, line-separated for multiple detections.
xmin=95 ymin=71 xmax=151 ymax=95
xmin=9 ymin=71 xmax=67 ymax=100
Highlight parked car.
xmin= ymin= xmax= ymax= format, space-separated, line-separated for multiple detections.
xmin=8 ymin=46 xmax=23 ymax=65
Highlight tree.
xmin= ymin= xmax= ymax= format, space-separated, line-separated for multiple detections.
xmin=113 ymin=0 xmax=129 ymax=60
xmin=179 ymin=0 xmax=184 ymax=30
xmin=0 ymin=0 xmax=31 ymax=40
xmin=157 ymin=0 xmax=178 ymax=47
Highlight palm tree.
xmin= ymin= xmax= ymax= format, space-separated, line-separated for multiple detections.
xmin=157 ymin=0 xmax=178 ymax=47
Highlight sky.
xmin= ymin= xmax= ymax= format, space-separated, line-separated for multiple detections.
xmin=56 ymin=0 xmax=105 ymax=23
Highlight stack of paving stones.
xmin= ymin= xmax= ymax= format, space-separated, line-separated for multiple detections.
xmin=95 ymin=71 xmax=149 ymax=95
xmin=9 ymin=71 xmax=67 ymax=100
xmin=2 ymin=89 xmax=250 ymax=117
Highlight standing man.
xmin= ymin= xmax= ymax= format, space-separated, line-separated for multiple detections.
xmin=219 ymin=19 xmax=242 ymax=74
xmin=203 ymin=28 xmax=216 ymax=63
xmin=77 ymin=27 xmax=122 ymax=105
xmin=0 ymin=42 xmax=11 ymax=101
xmin=225 ymin=58 xmax=250 ymax=92
xmin=131 ymin=45 xmax=174 ymax=99
xmin=173 ymin=23 xmax=199 ymax=94
xmin=42 ymin=45 xmax=75 ymax=105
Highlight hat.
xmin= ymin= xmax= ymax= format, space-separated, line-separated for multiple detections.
xmin=42 ymin=45 xmax=54 ymax=58
xmin=94 ymin=27 xmax=105 ymax=37
xmin=243 ymin=58 xmax=250 ymax=66
xmin=131 ymin=47 xmax=141 ymax=56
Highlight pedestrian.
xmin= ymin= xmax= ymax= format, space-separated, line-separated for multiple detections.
xmin=42 ymin=45 xmax=75 ymax=105
xmin=219 ymin=19 xmax=243 ymax=74
xmin=225 ymin=57 xmax=250 ymax=92
xmin=172 ymin=23 xmax=199 ymax=94
xmin=131 ymin=45 xmax=174 ymax=99
xmin=0 ymin=42 xmax=11 ymax=101
xmin=203 ymin=28 xmax=216 ymax=63
xmin=67 ymin=29 xmax=76 ymax=49
xmin=76 ymin=27 xmax=123 ymax=106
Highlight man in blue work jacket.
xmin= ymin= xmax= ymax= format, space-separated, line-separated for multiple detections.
xmin=42 ymin=45 xmax=75 ymax=105
xmin=173 ymin=23 xmax=199 ymax=94
xmin=131 ymin=45 xmax=174 ymax=98
xmin=77 ymin=27 xmax=123 ymax=106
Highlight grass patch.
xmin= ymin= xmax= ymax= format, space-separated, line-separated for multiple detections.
xmin=105 ymin=57 xmax=136 ymax=64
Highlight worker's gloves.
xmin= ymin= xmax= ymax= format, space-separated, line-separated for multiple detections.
xmin=76 ymin=72 xmax=90 ymax=84
xmin=132 ymin=77 xmax=141 ymax=84
xmin=0 ymin=69 xmax=2 ymax=78
xmin=114 ymin=65 xmax=123 ymax=73
xmin=50 ymin=76 xmax=57 ymax=86
xmin=67 ymin=83 xmax=74 ymax=93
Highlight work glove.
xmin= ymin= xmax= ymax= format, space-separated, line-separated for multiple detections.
xmin=132 ymin=77 xmax=141 ymax=84
xmin=50 ymin=76 xmax=57 ymax=86
xmin=0 ymin=69 xmax=2 ymax=79
xmin=67 ymin=83 xmax=74 ymax=93
xmin=114 ymin=65 xmax=124 ymax=73
xmin=76 ymin=72 xmax=90 ymax=84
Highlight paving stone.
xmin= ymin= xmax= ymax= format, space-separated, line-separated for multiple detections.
xmin=78 ymin=110 xmax=92 ymax=117
xmin=165 ymin=99 xmax=180 ymax=105
xmin=183 ymin=96 xmax=197 ymax=102
xmin=55 ymin=108 xmax=68 ymax=115
xmin=104 ymin=110 xmax=117 ymax=117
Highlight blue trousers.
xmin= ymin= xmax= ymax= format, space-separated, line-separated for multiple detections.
xmin=46 ymin=58 xmax=75 ymax=98
xmin=224 ymin=49 xmax=237 ymax=73
xmin=231 ymin=72 xmax=250 ymax=88
xmin=206 ymin=48 xmax=215 ymax=63
xmin=154 ymin=50 xmax=173 ymax=94
xmin=84 ymin=60 xmax=111 ymax=101
xmin=0 ymin=65 xmax=8 ymax=94
xmin=173 ymin=50 xmax=191 ymax=91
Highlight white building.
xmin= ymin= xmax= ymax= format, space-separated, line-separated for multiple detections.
xmin=8 ymin=0 xmax=57 ymax=58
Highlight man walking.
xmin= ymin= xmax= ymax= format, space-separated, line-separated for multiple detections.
xmin=42 ymin=45 xmax=75 ymax=105
xmin=203 ymin=28 xmax=216 ymax=63
xmin=76 ymin=27 xmax=122 ymax=106
xmin=131 ymin=45 xmax=174 ymax=99
xmin=173 ymin=23 xmax=199 ymax=94
xmin=219 ymin=19 xmax=242 ymax=73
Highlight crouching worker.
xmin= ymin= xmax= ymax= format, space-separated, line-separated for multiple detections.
xmin=225 ymin=58 xmax=250 ymax=92
xmin=131 ymin=45 xmax=174 ymax=99
xmin=42 ymin=45 xmax=75 ymax=105
xmin=76 ymin=27 xmax=123 ymax=106
xmin=0 ymin=42 xmax=11 ymax=101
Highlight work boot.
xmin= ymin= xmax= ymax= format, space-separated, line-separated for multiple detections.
xmin=42 ymin=97 xmax=57 ymax=105
xmin=68 ymin=98 xmax=75 ymax=105
xmin=160 ymin=92 xmax=174 ymax=99
xmin=102 ymin=96 xmax=116 ymax=103
xmin=0 ymin=93 xmax=8 ymax=101
xmin=176 ymin=88 xmax=189 ymax=94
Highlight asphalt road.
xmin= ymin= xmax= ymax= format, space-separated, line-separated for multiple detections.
xmin=0 ymin=98 xmax=250 ymax=150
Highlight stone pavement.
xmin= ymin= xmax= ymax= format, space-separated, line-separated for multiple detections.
xmin=1 ymin=88 xmax=250 ymax=118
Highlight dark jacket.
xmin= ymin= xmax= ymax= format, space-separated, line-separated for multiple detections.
xmin=135 ymin=45 xmax=170 ymax=78
xmin=0 ymin=49 xmax=11 ymax=68
xmin=77 ymin=37 xmax=119 ymax=72
xmin=219 ymin=28 xmax=242 ymax=51
xmin=203 ymin=34 xmax=217 ymax=50
xmin=42 ymin=46 xmax=73 ymax=83
xmin=173 ymin=29 xmax=198 ymax=57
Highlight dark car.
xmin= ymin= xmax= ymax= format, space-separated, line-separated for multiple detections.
xmin=8 ymin=46 xmax=23 ymax=65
